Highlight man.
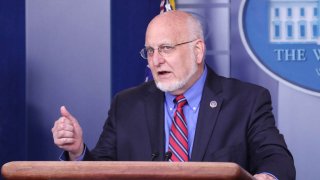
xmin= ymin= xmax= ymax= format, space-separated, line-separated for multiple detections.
xmin=52 ymin=10 xmax=295 ymax=179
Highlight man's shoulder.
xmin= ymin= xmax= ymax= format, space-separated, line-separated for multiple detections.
xmin=206 ymin=75 xmax=272 ymax=112
xmin=222 ymin=76 xmax=267 ymax=92
xmin=207 ymin=71 xmax=269 ymax=99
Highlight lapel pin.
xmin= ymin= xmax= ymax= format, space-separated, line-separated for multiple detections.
xmin=210 ymin=101 xmax=217 ymax=108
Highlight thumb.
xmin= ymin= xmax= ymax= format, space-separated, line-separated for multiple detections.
xmin=60 ymin=106 xmax=77 ymax=123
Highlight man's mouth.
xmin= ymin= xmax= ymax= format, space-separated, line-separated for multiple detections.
xmin=158 ymin=71 xmax=170 ymax=75
xmin=157 ymin=71 xmax=172 ymax=79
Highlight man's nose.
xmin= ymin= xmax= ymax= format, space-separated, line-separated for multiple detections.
xmin=150 ymin=50 xmax=165 ymax=66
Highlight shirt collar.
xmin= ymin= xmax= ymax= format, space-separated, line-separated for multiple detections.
xmin=165 ymin=66 xmax=207 ymax=111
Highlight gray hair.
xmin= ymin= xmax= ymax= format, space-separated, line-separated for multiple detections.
xmin=187 ymin=13 xmax=204 ymax=40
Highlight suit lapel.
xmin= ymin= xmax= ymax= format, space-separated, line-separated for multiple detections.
xmin=144 ymin=83 xmax=165 ymax=161
xmin=191 ymin=69 xmax=224 ymax=161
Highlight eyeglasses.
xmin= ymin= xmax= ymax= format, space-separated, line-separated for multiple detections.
xmin=140 ymin=39 xmax=197 ymax=60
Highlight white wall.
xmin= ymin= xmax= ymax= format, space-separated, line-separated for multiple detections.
xmin=26 ymin=0 xmax=111 ymax=159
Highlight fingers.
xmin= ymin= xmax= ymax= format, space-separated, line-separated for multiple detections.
xmin=52 ymin=106 xmax=84 ymax=154
xmin=60 ymin=106 xmax=77 ymax=123
xmin=60 ymin=106 xmax=82 ymax=132
xmin=52 ymin=117 xmax=76 ymax=146
xmin=55 ymin=127 xmax=74 ymax=138
xmin=55 ymin=137 xmax=76 ymax=147
xmin=253 ymin=174 xmax=275 ymax=180
xmin=55 ymin=117 xmax=74 ymax=131
xmin=52 ymin=117 xmax=73 ymax=134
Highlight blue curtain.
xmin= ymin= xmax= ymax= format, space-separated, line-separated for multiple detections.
xmin=0 ymin=0 xmax=26 ymax=173
xmin=111 ymin=0 xmax=159 ymax=95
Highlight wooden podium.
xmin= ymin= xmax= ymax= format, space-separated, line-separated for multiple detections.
xmin=2 ymin=161 xmax=254 ymax=180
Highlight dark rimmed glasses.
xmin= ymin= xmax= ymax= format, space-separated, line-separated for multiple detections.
xmin=140 ymin=39 xmax=197 ymax=59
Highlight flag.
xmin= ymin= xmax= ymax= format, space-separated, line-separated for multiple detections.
xmin=145 ymin=0 xmax=176 ymax=82
xmin=160 ymin=0 xmax=176 ymax=13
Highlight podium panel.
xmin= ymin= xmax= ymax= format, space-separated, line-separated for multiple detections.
xmin=2 ymin=161 xmax=254 ymax=180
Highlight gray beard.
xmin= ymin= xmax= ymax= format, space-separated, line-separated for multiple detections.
xmin=155 ymin=62 xmax=198 ymax=93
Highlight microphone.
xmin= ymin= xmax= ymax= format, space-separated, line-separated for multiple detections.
xmin=151 ymin=152 xmax=159 ymax=161
xmin=164 ymin=151 xmax=172 ymax=161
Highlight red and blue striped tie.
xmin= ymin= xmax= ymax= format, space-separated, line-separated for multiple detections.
xmin=169 ymin=95 xmax=188 ymax=162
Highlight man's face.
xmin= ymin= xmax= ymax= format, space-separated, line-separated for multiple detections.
xmin=145 ymin=17 xmax=202 ymax=95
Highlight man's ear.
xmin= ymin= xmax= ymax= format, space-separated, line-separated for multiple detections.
xmin=194 ymin=39 xmax=206 ymax=64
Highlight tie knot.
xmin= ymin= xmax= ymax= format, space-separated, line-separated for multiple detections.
xmin=174 ymin=95 xmax=187 ymax=108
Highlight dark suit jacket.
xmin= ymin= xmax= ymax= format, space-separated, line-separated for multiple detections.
xmin=83 ymin=67 xmax=295 ymax=179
